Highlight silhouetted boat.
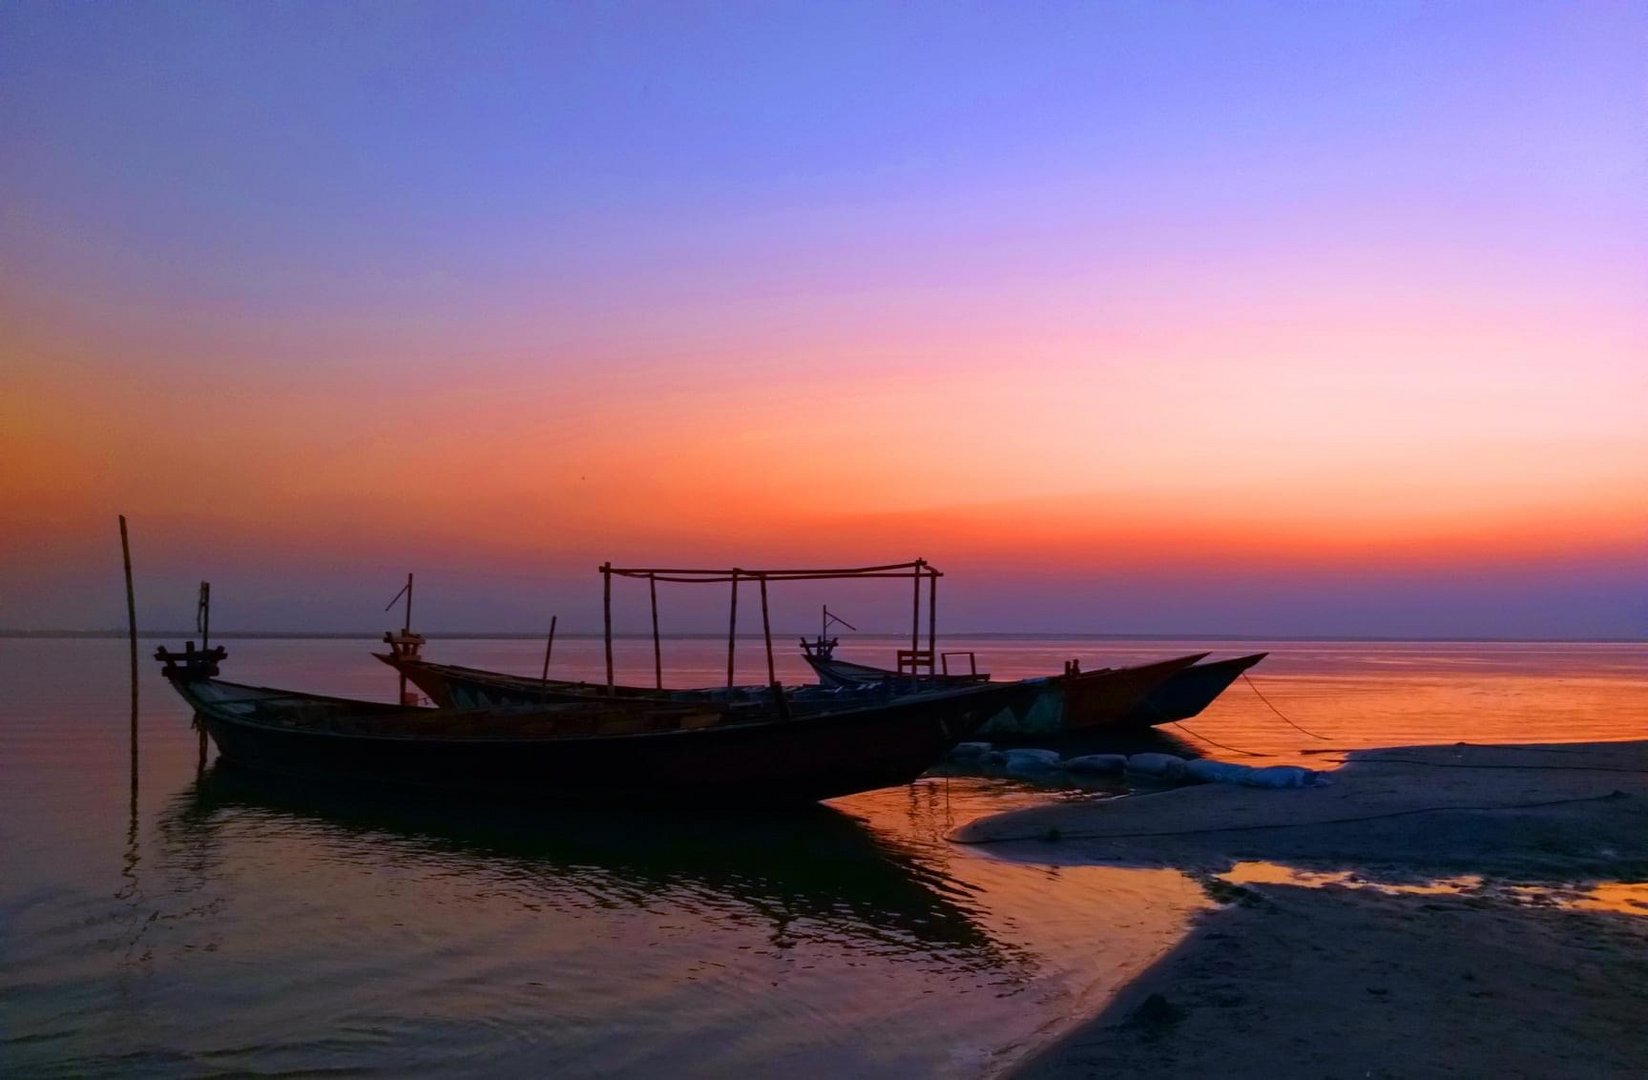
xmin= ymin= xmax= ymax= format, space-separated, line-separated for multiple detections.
xmin=1119 ymin=652 xmax=1269 ymax=724
xmin=800 ymin=642 xmax=1208 ymax=735
xmin=155 ymin=646 xmax=1031 ymax=805
xmin=375 ymin=651 xmax=789 ymax=709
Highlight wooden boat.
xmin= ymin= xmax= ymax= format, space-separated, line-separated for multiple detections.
xmin=155 ymin=645 xmax=1030 ymax=806
xmin=800 ymin=643 xmax=1208 ymax=735
xmin=374 ymin=651 xmax=786 ymax=709
xmin=1120 ymin=652 xmax=1269 ymax=725
xmin=799 ymin=636 xmax=988 ymax=690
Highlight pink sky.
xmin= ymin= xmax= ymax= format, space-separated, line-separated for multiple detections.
xmin=2 ymin=3 xmax=1644 ymax=637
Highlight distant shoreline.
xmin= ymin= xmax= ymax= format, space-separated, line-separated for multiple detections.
xmin=2 ymin=629 xmax=1641 ymax=644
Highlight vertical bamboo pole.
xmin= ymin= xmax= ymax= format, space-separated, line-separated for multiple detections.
xmin=650 ymin=573 xmax=662 ymax=690
xmin=119 ymin=516 xmax=138 ymax=709
xmin=911 ymin=559 xmax=922 ymax=673
xmin=602 ymin=563 xmax=614 ymax=694
xmin=726 ymin=570 xmax=740 ymax=688
xmin=759 ymin=574 xmax=775 ymax=686
xmin=197 ymin=580 xmax=210 ymax=763
xmin=119 ymin=516 xmax=138 ymax=799
xmin=540 ymin=614 xmax=558 ymax=690
xmin=927 ymin=567 xmax=937 ymax=670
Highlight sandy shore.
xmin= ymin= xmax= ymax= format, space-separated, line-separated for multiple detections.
xmin=955 ymin=741 xmax=1648 ymax=1078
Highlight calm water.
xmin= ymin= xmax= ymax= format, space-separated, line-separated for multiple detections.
xmin=3 ymin=637 xmax=1643 ymax=1077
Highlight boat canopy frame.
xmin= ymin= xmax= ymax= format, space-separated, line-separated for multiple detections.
xmin=599 ymin=559 xmax=942 ymax=691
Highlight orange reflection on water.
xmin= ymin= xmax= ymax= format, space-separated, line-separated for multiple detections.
xmin=1563 ymin=883 xmax=1648 ymax=916
xmin=1220 ymin=861 xmax=1648 ymax=916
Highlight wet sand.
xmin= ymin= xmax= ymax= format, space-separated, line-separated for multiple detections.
xmin=954 ymin=741 xmax=1648 ymax=1078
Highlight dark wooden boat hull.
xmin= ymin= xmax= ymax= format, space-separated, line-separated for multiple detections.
xmin=376 ymin=653 xmax=770 ymax=709
xmin=1120 ymin=652 xmax=1268 ymax=724
xmin=168 ymin=675 xmax=1028 ymax=806
xmin=803 ymin=652 xmax=1210 ymax=734
xmin=805 ymin=656 xmax=987 ymax=691
xmin=984 ymin=653 xmax=1208 ymax=735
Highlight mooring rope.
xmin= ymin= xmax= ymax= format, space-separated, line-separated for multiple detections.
xmin=1241 ymin=672 xmax=1329 ymax=740
xmin=1111 ymin=664 xmax=1274 ymax=758
xmin=1169 ymin=718 xmax=1274 ymax=758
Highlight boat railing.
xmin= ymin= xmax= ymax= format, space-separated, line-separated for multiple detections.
xmin=155 ymin=641 xmax=228 ymax=680
xmin=896 ymin=648 xmax=934 ymax=677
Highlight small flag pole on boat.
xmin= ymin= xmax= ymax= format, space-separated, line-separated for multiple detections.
xmin=197 ymin=581 xmax=211 ymax=652
xmin=383 ymin=573 xmax=415 ymax=705
xmin=822 ymin=605 xmax=858 ymax=637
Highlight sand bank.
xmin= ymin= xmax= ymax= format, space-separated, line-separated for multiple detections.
xmin=955 ymin=741 xmax=1648 ymax=1078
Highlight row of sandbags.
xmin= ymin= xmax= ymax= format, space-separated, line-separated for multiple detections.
xmin=946 ymin=743 xmax=1325 ymax=788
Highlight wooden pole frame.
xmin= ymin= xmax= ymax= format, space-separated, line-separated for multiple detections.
xmin=600 ymin=558 xmax=946 ymax=692
xmin=602 ymin=562 xmax=614 ymax=693
xmin=650 ymin=573 xmax=662 ymax=690
xmin=911 ymin=558 xmax=923 ymax=663
xmin=759 ymin=574 xmax=775 ymax=686
xmin=927 ymin=566 xmax=937 ymax=666
xmin=726 ymin=570 xmax=740 ymax=688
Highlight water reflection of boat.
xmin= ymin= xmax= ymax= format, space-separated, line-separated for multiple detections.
xmin=931 ymin=724 xmax=1204 ymax=769
xmin=160 ymin=768 xmax=1012 ymax=965
xmin=157 ymin=647 xmax=1031 ymax=805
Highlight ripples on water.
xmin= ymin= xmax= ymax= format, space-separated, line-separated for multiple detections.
xmin=2 ymin=637 xmax=1643 ymax=1076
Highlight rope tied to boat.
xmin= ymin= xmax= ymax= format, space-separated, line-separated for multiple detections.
xmin=1169 ymin=718 xmax=1274 ymax=758
xmin=1241 ymin=672 xmax=1329 ymax=740
xmin=1114 ymin=665 xmax=1273 ymax=758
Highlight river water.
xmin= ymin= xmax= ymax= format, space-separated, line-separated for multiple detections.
xmin=2 ymin=637 xmax=1643 ymax=1076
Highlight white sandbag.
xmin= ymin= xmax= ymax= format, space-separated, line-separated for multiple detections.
xmin=1184 ymin=758 xmax=1253 ymax=785
xmin=1064 ymin=754 xmax=1128 ymax=775
xmin=1003 ymin=748 xmax=1063 ymax=774
xmin=1240 ymin=765 xmax=1320 ymax=788
xmin=1126 ymin=753 xmax=1188 ymax=780
xmin=949 ymin=741 xmax=992 ymax=761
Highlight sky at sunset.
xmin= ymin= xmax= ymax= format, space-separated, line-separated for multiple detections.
xmin=3 ymin=2 xmax=1644 ymax=638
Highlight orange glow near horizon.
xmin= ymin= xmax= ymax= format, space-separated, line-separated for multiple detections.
xmin=3 ymin=3 xmax=1644 ymax=635
xmin=6 ymin=311 xmax=1644 ymax=585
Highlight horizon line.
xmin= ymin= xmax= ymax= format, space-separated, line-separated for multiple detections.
xmin=3 ymin=629 xmax=1643 ymax=645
